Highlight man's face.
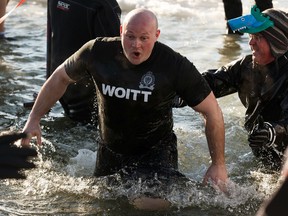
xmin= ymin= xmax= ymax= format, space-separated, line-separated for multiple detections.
xmin=249 ymin=33 xmax=275 ymax=65
xmin=120 ymin=16 xmax=160 ymax=65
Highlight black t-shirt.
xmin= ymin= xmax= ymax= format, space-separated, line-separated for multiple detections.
xmin=65 ymin=37 xmax=211 ymax=153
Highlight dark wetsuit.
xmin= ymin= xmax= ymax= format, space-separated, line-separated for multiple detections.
xmin=203 ymin=53 xmax=288 ymax=167
xmin=64 ymin=37 xmax=211 ymax=177
xmin=47 ymin=0 xmax=121 ymax=123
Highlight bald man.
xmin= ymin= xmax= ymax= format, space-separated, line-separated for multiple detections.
xmin=22 ymin=8 xmax=228 ymax=210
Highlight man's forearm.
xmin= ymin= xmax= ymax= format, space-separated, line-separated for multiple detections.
xmin=205 ymin=109 xmax=226 ymax=165
xmin=29 ymin=66 xmax=74 ymax=122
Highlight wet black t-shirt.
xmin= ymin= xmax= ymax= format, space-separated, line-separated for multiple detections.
xmin=65 ymin=37 xmax=211 ymax=154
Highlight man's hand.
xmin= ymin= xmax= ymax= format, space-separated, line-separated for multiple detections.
xmin=0 ymin=132 xmax=37 ymax=179
xmin=21 ymin=120 xmax=42 ymax=146
xmin=203 ymin=164 xmax=228 ymax=193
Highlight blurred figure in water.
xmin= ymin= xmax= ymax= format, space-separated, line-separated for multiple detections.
xmin=256 ymin=149 xmax=288 ymax=216
xmin=0 ymin=0 xmax=9 ymax=38
xmin=223 ymin=0 xmax=273 ymax=34
xmin=203 ymin=6 xmax=288 ymax=169
xmin=0 ymin=132 xmax=37 ymax=179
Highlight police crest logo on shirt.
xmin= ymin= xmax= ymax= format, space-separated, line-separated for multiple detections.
xmin=139 ymin=71 xmax=155 ymax=90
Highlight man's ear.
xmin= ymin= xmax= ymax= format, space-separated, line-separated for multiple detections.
xmin=156 ymin=29 xmax=160 ymax=39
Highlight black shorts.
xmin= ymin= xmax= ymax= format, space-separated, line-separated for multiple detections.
xmin=94 ymin=133 xmax=179 ymax=178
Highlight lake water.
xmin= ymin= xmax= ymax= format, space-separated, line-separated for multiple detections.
xmin=0 ymin=0 xmax=288 ymax=215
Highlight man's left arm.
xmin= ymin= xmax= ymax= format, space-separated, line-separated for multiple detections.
xmin=192 ymin=92 xmax=228 ymax=188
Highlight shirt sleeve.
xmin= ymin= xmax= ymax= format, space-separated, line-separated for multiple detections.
xmin=64 ymin=40 xmax=95 ymax=81
xmin=174 ymin=55 xmax=212 ymax=107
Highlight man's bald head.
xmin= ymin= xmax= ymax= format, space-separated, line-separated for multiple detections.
xmin=123 ymin=8 xmax=158 ymax=30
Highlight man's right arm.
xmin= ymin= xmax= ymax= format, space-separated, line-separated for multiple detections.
xmin=21 ymin=64 xmax=75 ymax=146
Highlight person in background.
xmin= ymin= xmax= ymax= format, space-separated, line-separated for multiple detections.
xmin=203 ymin=6 xmax=288 ymax=169
xmin=0 ymin=132 xmax=37 ymax=179
xmin=21 ymin=8 xmax=228 ymax=210
xmin=44 ymin=0 xmax=121 ymax=124
xmin=223 ymin=0 xmax=273 ymax=34
xmin=0 ymin=0 xmax=9 ymax=38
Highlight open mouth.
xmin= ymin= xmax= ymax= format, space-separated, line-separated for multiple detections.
xmin=133 ymin=51 xmax=140 ymax=57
